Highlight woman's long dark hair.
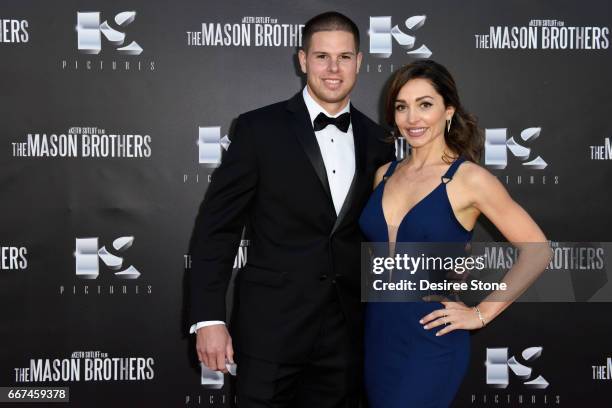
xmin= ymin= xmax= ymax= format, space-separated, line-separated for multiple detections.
xmin=385 ymin=60 xmax=483 ymax=163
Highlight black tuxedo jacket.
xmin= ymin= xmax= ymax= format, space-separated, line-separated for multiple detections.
xmin=190 ymin=92 xmax=394 ymax=363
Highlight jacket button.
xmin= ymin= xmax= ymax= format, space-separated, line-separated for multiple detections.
xmin=319 ymin=274 xmax=328 ymax=281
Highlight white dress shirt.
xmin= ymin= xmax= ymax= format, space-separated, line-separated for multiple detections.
xmin=301 ymin=86 xmax=356 ymax=215
xmin=190 ymin=86 xmax=356 ymax=333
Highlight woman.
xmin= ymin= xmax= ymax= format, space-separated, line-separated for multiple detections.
xmin=359 ymin=60 xmax=551 ymax=407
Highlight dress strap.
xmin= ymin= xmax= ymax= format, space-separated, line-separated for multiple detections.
xmin=383 ymin=160 xmax=399 ymax=181
xmin=441 ymin=157 xmax=466 ymax=184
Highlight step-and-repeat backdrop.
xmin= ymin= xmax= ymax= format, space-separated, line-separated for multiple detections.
xmin=1 ymin=0 xmax=611 ymax=406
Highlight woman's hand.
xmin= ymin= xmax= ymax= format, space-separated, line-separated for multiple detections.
xmin=420 ymin=301 xmax=485 ymax=336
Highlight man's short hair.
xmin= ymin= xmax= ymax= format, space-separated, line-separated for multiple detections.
xmin=301 ymin=12 xmax=360 ymax=52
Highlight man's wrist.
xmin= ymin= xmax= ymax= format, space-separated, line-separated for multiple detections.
xmin=190 ymin=321 xmax=226 ymax=334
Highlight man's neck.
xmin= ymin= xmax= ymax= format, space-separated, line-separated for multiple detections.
xmin=305 ymin=86 xmax=349 ymax=116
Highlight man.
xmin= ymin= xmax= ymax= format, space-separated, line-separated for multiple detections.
xmin=189 ymin=11 xmax=394 ymax=407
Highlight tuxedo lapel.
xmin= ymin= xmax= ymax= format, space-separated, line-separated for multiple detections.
xmin=331 ymin=104 xmax=367 ymax=235
xmin=286 ymin=93 xmax=334 ymax=208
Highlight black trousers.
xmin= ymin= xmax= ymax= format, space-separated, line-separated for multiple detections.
xmin=235 ymin=296 xmax=362 ymax=408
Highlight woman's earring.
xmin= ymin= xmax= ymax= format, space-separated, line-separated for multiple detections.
xmin=446 ymin=117 xmax=452 ymax=134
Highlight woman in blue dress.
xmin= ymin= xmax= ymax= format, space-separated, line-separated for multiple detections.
xmin=359 ymin=60 xmax=551 ymax=407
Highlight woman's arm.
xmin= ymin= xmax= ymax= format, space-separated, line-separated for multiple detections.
xmin=462 ymin=163 xmax=551 ymax=323
xmin=421 ymin=162 xmax=552 ymax=335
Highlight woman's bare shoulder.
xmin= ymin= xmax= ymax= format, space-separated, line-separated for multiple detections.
xmin=373 ymin=161 xmax=394 ymax=189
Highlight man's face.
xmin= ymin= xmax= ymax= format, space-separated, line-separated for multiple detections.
xmin=298 ymin=30 xmax=362 ymax=114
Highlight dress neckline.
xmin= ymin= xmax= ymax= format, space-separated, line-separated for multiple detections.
xmin=379 ymin=157 xmax=470 ymax=242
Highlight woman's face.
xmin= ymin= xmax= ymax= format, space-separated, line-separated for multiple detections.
xmin=394 ymin=78 xmax=455 ymax=149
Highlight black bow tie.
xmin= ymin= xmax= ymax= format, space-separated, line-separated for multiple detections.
xmin=313 ymin=112 xmax=351 ymax=133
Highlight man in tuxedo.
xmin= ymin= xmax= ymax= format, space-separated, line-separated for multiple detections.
xmin=189 ymin=11 xmax=394 ymax=407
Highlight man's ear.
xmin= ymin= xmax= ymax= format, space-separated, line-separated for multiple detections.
xmin=356 ymin=51 xmax=363 ymax=73
xmin=298 ymin=49 xmax=307 ymax=74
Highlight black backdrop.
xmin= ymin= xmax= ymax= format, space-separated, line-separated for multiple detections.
xmin=1 ymin=0 xmax=611 ymax=406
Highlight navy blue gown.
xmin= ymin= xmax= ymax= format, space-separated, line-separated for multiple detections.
xmin=359 ymin=157 xmax=471 ymax=407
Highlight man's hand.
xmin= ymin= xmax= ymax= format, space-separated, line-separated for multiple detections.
xmin=196 ymin=325 xmax=234 ymax=373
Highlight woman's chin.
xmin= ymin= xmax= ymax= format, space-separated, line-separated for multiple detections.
xmin=406 ymin=138 xmax=429 ymax=149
